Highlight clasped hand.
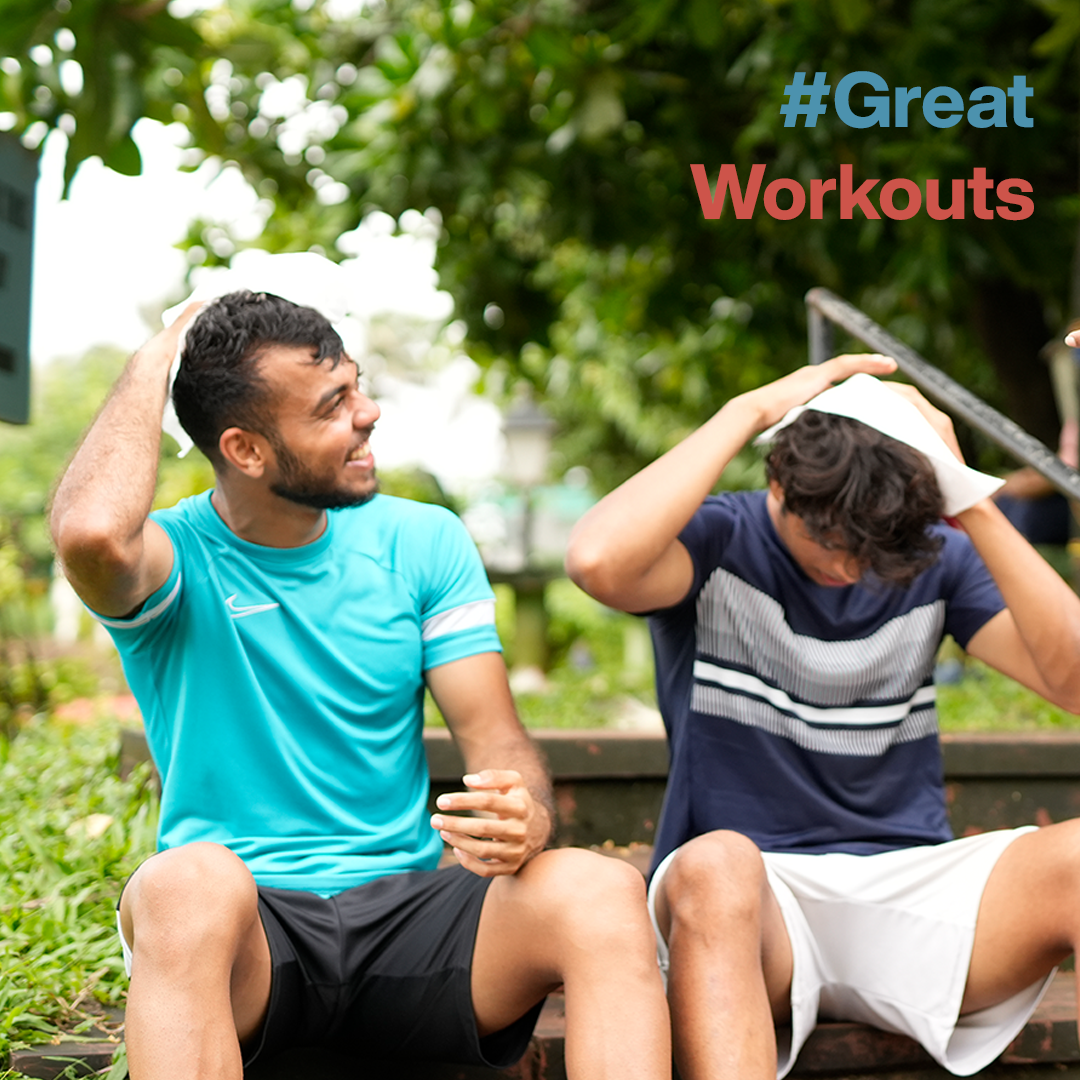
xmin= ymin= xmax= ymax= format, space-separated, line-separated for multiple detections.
xmin=430 ymin=769 xmax=547 ymax=877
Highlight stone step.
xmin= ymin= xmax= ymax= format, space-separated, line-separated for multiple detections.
xmin=9 ymin=1041 xmax=117 ymax=1079
xmin=120 ymin=727 xmax=1080 ymax=849
xmin=9 ymin=970 xmax=1078 ymax=1079
xmin=797 ymin=967 xmax=1079 ymax=1076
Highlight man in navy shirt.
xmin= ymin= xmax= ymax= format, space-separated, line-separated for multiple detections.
xmin=567 ymin=353 xmax=1080 ymax=1079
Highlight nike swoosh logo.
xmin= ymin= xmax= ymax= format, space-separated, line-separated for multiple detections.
xmin=225 ymin=593 xmax=281 ymax=619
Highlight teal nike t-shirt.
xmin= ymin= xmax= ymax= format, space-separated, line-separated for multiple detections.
xmin=95 ymin=491 xmax=502 ymax=895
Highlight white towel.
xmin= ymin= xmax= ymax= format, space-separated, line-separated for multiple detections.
xmin=160 ymin=252 xmax=358 ymax=457
xmin=754 ymin=373 xmax=1003 ymax=515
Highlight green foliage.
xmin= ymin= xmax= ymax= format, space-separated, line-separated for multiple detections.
xmin=938 ymin=659 xmax=1080 ymax=730
xmin=511 ymin=663 xmax=652 ymax=730
xmin=0 ymin=535 xmax=46 ymax=741
xmin=152 ymin=445 xmax=216 ymax=512
xmin=0 ymin=345 xmax=223 ymax=573
xmin=3 ymin=0 xmax=1078 ymax=487
xmin=0 ymin=527 xmax=98 ymax=742
xmin=0 ymin=348 xmax=127 ymax=572
xmin=543 ymin=576 xmax=649 ymax=678
xmin=0 ymin=0 xmax=203 ymax=191
xmin=0 ymin=717 xmax=157 ymax=1062
xmin=321 ymin=0 xmax=1077 ymax=471
xmin=377 ymin=466 xmax=457 ymax=511
xmin=102 ymin=1042 xmax=128 ymax=1080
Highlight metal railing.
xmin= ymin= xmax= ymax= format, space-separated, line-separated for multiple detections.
xmin=806 ymin=287 xmax=1080 ymax=501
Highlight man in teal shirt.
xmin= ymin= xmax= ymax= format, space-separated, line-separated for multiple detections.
xmin=51 ymin=290 xmax=669 ymax=1080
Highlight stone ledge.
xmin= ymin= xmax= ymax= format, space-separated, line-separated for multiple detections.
xmin=796 ymin=968 xmax=1077 ymax=1074
xmin=119 ymin=727 xmax=1080 ymax=848
xmin=11 ymin=972 xmax=1078 ymax=1080
xmin=9 ymin=1040 xmax=118 ymax=1079
xmin=123 ymin=727 xmax=1080 ymax=783
xmin=941 ymin=732 xmax=1080 ymax=777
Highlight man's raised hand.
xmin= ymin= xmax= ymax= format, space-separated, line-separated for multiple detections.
xmin=882 ymin=381 xmax=965 ymax=462
xmin=744 ymin=352 xmax=897 ymax=432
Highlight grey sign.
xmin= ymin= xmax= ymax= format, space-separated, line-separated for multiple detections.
xmin=0 ymin=134 xmax=37 ymax=424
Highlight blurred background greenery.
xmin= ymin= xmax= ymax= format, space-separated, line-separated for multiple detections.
xmin=0 ymin=1 xmax=1079 ymax=1067
xmin=0 ymin=0 xmax=1075 ymax=727
xmin=2 ymin=0 xmax=1078 ymax=482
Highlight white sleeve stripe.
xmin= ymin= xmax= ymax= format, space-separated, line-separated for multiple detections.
xmin=422 ymin=599 xmax=496 ymax=642
xmin=91 ymin=573 xmax=183 ymax=629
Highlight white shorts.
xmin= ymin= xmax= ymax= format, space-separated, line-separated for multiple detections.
xmin=117 ymin=909 xmax=133 ymax=976
xmin=647 ymin=828 xmax=1055 ymax=1078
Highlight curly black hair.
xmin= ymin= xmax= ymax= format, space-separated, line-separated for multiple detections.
xmin=172 ymin=290 xmax=344 ymax=465
xmin=765 ymin=410 xmax=945 ymax=587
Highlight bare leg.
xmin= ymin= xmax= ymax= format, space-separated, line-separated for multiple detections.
xmin=119 ymin=843 xmax=273 ymax=1080
xmin=470 ymin=847 xmax=671 ymax=1079
xmin=963 ymin=821 xmax=1080 ymax=1016
xmin=654 ymin=831 xmax=792 ymax=1080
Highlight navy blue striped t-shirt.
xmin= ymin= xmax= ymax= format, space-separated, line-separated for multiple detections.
xmin=647 ymin=491 xmax=1005 ymax=875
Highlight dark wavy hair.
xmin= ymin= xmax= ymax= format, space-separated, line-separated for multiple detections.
xmin=765 ymin=410 xmax=945 ymax=586
xmin=172 ymin=290 xmax=344 ymax=465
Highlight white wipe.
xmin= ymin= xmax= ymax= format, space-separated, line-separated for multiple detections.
xmin=755 ymin=373 xmax=1003 ymax=516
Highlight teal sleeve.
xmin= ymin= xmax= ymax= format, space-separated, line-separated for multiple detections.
xmin=418 ymin=507 xmax=502 ymax=669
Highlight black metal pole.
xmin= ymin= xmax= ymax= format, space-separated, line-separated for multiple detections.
xmin=805 ymin=287 xmax=1080 ymax=501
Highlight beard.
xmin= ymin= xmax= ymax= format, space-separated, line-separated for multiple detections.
xmin=268 ymin=435 xmax=378 ymax=510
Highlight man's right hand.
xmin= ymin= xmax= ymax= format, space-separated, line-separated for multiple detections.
xmin=158 ymin=300 xmax=204 ymax=351
xmin=738 ymin=352 xmax=898 ymax=433
xmin=134 ymin=300 xmax=204 ymax=373
xmin=431 ymin=769 xmax=549 ymax=878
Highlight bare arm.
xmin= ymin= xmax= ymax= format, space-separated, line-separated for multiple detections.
xmin=49 ymin=305 xmax=201 ymax=617
xmin=961 ymin=500 xmax=1080 ymax=712
xmin=426 ymin=652 xmax=554 ymax=877
xmin=887 ymin=384 xmax=1080 ymax=712
xmin=565 ymin=352 xmax=898 ymax=613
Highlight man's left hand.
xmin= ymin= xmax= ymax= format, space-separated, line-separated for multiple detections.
xmin=430 ymin=770 xmax=550 ymax=877
xmin=883 ymin=382 xmax=966 ymax=462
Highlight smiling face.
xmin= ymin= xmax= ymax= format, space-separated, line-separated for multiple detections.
xmin=767 ymin=482 xmax=865 ymax=587
xmin=257 ymin=343 xmax=381 ymax=510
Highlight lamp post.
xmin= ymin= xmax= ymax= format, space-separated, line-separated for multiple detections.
xmin=500 ymin=391 xmax=556 ymax=673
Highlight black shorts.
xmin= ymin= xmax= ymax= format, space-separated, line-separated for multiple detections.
xmin=245 ymin=865 xmax=543 ymax=1070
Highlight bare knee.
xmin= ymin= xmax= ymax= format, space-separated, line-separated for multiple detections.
xmin=1040 ymin=821 xmax=1080 ymax=901
xmin=122 ymin=842 xmax=259 ymax=960
xmin=506 ymin=848 xmax=654 ymax=961
xmin=540 ymin=847 xmax=647 ymax=921
xmin=661 ymin=830 xmax=768 ymax=935
xmin=996 ymin=821 xmax=1080 ymax=951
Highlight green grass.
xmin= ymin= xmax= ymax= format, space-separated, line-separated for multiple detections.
xmin=425 ymin=579 xmax=661 ymax=728
xmin=0 ymin=717 xmax=156 ymax=1074
xmin=937 ymin=659 xmax=1080 ymax=731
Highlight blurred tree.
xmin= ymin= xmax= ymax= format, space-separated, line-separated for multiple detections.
xmin=0 ymin=346 xmax=127 ymax=571
xmin=0 ymin=343 xmax=459 ymax=580
xmin=1 ymin=0 xmax=1077 ymax=488
xmin=0 ymin=345 xmax=218 ymax=573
